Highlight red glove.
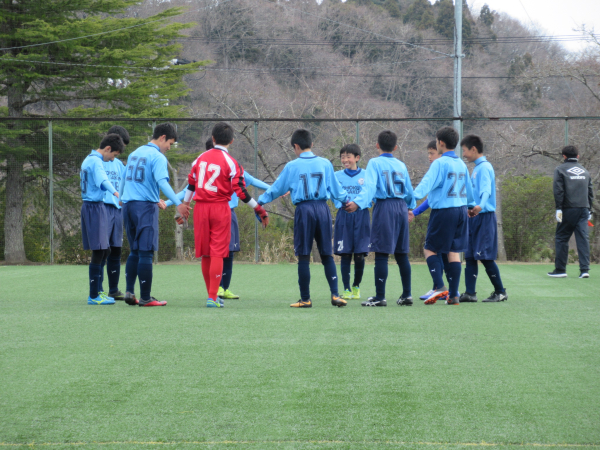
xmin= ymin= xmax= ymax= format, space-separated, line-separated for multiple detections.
xmin=254 ymin=204 xmax=269 ymax=228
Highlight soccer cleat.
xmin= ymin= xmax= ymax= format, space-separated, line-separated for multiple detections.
xmin=420 ymin=289 xmax=435 ymax=300
xmin=341 ymin=289 xmax=353 ymax=300
xmin=361 ymin=297 xmax=387 ymax=307
xmin=206 ymin=298 xmax=222 ymax=308
xmin=331 ymin=294 xmax=348 ymax=308
xmin=482 ymin=291 xmax=508 ymax=302
xmin=547 ymin=270 xmax=567 ymax=278
xmin=445 ymin=296 xmax=460 ymax=305
xmin=290 ymin=299 xmax=312 ymax=308
xmin=99 ymin=291 xmax=114 ymax=302
xmin=124 ymin=292 xmax=139 ymax=306
xmin=87 ymin=296 xmax=115 ymax=305
xmin=459 ymin=292 xmax=478 ymax=303
xmin=579 ymin=272 xmax=590 ymax=278
xmin=217 ymin=298 xmax=225 ymax=307
xmin=352 ymin=286 xmax=360 ymax=299
xmin=218 ymin=287 xmax=240 ymax=299
xmin=109 ymin=290 xmax=125 ymax=301
xmin=139 ymin=297 xmax=167 ymax=307
xmin=424 ymin=288 xmax=449 ymax=305
xmin=396 ymin=296 xmax=413 ymax=306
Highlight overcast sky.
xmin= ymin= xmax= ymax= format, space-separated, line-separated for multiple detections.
xmin=464 ymin=0 xmax=600 ymax=52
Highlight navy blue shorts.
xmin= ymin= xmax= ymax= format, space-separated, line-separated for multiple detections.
xmin=104 ymin=204 xmax=123 ymax=247
xmin=81 ymin=201 xmax=109 ymax=251
xmin=425 ymin=206 xmax=468 ymax=254
xmin=229 ymin=208 xmax=240 ymax=253
xmin=123 ymin=201 xmax=159 ymax=252
xmin=334 ymin=208 xmax=371 ymax=255
xmin=294 ymin=200 xmax=333 ymax=256
xmin=370 ymin=198 xmax=409 ymax=254
xmin=466 ymin=211 xmax=498 ymax=260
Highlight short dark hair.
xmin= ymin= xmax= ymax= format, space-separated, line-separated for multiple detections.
xmin=436 ymin=126 xmax=459 ymax=150
xmin=378 ymin=130 xmax=397 ymax=152
xmin=460 ymin=134 xmax=484 ymax=154
xmin=107 ymin=125 xmax=130 ymax=145
xmin=152 ymin=123 xmax=178 ymax=141
xmin=212 ymin=122 xmax=235 ymax=146
xmin=562 ymin=145 xmax=579 ymax=159
xmin=291 ymin=129 xmax=313 ymax=150
xmin=205 ymin=138 xmax=214 ymax=151
xmin=340 ymin=144 xmax=361 ymax=158
xmin=427 ymin=140 xmax=437 ymax=150
xmin=100 ymin=134 xmax=125 ymax=154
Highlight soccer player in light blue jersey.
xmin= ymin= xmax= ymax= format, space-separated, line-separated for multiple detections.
xmin=98 ymin=125 xmax=129 ymax=302
xmin=460 ymin=134 xmax=507 ymax=303
xmin=258 ymin=129 xmax=349 ymax=308
xmin=413 ymin=126 xmax=475 ymax=306
xmin=409 ymin=140 xmax=452 ymax=301
xmin=80 ymin=134 xmax=124 ymax=305
xmin=119 ymin=123 xmax=191 ymax=307
xmin=333 ymin=144 xmax=370 ymax=301
xmin=346 ymin=130 xmax=416 ymax=307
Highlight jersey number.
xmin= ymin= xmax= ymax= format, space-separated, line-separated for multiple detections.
xmin=80 ymin=170 xmax=88 ymax=194
xmin=446 ymin=172 xmax=467 ymax=198
xmin=382 ymin=170 xmax=404 ymax=196
xmin=299 ymin=172 xmax=324 ymax=200
xmin=197 ymin=161 xmax=221 ymax=193
xmin=126 ymin=157 xmax=147 ymax=184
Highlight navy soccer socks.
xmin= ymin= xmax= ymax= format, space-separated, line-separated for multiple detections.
xmin=89 ymin=263 xmax=102 ymax=299
xmin=107 ymin=247 xmax=121 ymax=293
xmin=341 ymin=254 xmax=352 ymax=291
xmin=374 ymin=253 xmax=389 ymax=300
xmin=353 ymin=254 xmax=365 ymax=287
xmin=394 ymin=253 xmax=411 ymax=298
xmin=221 ymin=252 xmax=234 ymax=290
xmin=447 ymin=261 xmax=462 ymax=298
xmin=125 ymin=250 xmax=139 ymax=295
xmin=137 ymin=250 xmax=154 ymax=301
xmin=465 ymin=257 xmax=478 ymax=294
xmin=426 ymin=255 xmax=445 ymax=289
xmin=321 ymin=255 xmax=339 ymax=296
xmin=481 ymin=260 xmax=506 ymax=293
xmin=298 ymin=255 xmax=311 ymax=300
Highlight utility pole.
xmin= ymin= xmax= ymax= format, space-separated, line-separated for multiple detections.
xmin=453 ymin=0 xmax=463 ymax=156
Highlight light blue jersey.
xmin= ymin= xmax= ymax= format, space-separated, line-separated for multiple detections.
xmin=352 ymin=153 xmax=416 ymax=210
xmin=333 ymin=168 xmax=369 ymax=209
xmin=102 ymin=159 xmax=126 ymax=208
xmin=121 ymin=143 xmax=170 ymax=203
xmin=80 ymin=150 xmax=115 ymax=202
xmin=470 ymin=156 xmax=496 ymax=213
xmin=229 ymin=172 xmax=270 ymax=208
xmin=413 ymin=151 xmax=475 ymax=209
xmin=258 ymin=151 xmax=347 ymax=205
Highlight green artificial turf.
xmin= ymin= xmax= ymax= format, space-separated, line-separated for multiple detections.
xmin=1 ymin=263 xmax=599 ymax=450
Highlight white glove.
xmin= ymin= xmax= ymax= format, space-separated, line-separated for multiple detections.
xmin=556 ymin=210 xmax=563 ymax=223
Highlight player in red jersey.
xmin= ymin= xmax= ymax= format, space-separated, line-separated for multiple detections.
xmin=183 ymin=122 xmax=269 ymax=308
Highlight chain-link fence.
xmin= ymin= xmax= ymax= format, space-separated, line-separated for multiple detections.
xmin=1 ymin=116 xmax=599 ymax=265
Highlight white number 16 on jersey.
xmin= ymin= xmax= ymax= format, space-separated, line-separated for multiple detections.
xmin=197 ymin=161 xmax=221 ymax=192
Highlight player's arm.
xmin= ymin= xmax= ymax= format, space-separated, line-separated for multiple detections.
xmin=326 ymin=164 xmax=348 ymax=205
xmin=152 ymin=157 xmax=190 ymax=219
xmin=347 ymin=160 xmax=377 ymax=211
xmin=94 ymin=160 xmax=118 ymax=197
xmin=413 ymin=160 xmax=443 ymax=200
xmin=257 ymin=166 xmax=290 ymax=205
xmin=164 ymin=188 xmax=187 ymax=207
xmin=464 ymin=170 xmax=476 ymax=209
xmin=244 ymin=172 xmax=271 ymax=191
xmin=232 ymin=163 xmax=269 ymax=227
xmin=470 ymin=167 xmax=491 ymax=215
xmin=413 ymin=198 xmax=429 ymax=216
xmin=588 ymin=176 xmax=594 ymax=219
xmin=403 ymin=167 xmax=416 ymax=210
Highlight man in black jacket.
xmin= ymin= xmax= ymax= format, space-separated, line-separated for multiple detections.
xmin=548 ymin=145 xmax=594 ymax=278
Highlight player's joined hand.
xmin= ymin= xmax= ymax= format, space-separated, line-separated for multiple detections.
xmin=177 ymin=202 xmax=192 ymax=220
xmin=408 ymin=210 xmax=415 ymax=223
xmin=157 ymin=199 xmax=167 ymax=210
xmin=254 ymin=204 xmax=269 ymax=228
xmin=344 ymin=201 xmax=358 ymax=213
xmin=469 ymin=205 xmax=482 ymax=217
xmin=113 ymin=191 xmax=119 ymax=198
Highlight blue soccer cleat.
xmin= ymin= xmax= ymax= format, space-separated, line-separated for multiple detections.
xmin=88 ymin=296 xmax=115 ymax=305
xmin=206 ymin=298 xmax=222 ymax=308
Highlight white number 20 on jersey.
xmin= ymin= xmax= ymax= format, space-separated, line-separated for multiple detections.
xmin=197 ymin=161 xmax=221 ymax=192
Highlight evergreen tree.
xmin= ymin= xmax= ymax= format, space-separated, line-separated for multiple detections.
xmin=0 ymin=1 xmax=208 ymax=263
xmin=403 ymin=0 xmax=435 ymax=30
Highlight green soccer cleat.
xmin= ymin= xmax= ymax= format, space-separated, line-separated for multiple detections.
xmin=341 ymin=289 xmax=353 ymax=300
xmin=218 ymin=288 xmax=240 ymax=299
xmin=352 ymin=286 xmax=360 ymax=299
xmin=98 ymin=291 xmax=114 ymax=302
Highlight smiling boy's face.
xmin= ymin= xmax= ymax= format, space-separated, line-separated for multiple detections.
xmin=340 ymin=152 xmax=360 ymax=170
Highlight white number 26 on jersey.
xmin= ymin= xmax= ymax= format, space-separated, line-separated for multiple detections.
xmin=197 ymin=161 xmax=220 ymax=192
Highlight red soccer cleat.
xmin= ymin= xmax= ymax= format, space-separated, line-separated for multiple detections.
xmin=139 ymin=297 xmax=167 ymax=307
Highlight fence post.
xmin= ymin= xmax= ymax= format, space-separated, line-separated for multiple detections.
xmin=355 ymin=121 xmax=359 ymax=145
xmin=152 ymin=121 xmax=158 ymax=264
xmin=564 ymin=118 xmax=569 ymax=146
xmin=254 ymin=121 xmax=259 ymax=263
xmin=48 ymin=120 xmax=54 ymax=264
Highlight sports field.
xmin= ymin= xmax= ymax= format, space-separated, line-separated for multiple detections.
xmin=1 ymin=263 xmax=599 ymax=450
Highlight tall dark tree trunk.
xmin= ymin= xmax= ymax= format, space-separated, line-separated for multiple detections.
xmin=4 ymin=155 xmax=27 ymax=263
